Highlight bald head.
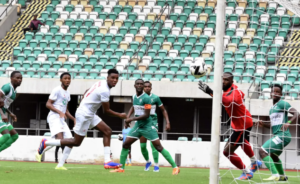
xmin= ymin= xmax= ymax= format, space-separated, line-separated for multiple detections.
xmin=222 ymin=72 xmax=233 ymax=91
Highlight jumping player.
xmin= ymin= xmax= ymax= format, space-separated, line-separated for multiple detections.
xmin=198 ymin=72 xmax=261 ymax=180
xmin=111 ymin=79 xmax=179 ymax=175
xmin=35 ymin=72 xmax=75 ymax=170
xmin=37 ymin=69 xmax=127 ymax=169
xmin=255 ymin=84 xmax=298 ymax=181
xmin=0 ymin=71 xmax=22 ymax=153
xmin=127 ymin=81 xmax=171 ymax=172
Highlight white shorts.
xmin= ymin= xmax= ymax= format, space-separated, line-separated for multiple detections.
xmin=47 ymin=116 xmax=73 ymax=139
xmin=73 ymin=111 xmax=102 ymax=136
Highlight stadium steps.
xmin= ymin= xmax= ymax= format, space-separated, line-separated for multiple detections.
xmin=0 ymin=0 xmax=51 ymax=61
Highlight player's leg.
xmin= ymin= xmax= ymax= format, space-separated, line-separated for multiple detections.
xmin=0 ymin=125 xmax=19 ymax=152
xmin=128 ymin=148 xmax=132 ymax=166
xmin=271 ymin=153 xmax=287 ymax=180
xmin=0 ymin=127 xmax=11 ymax=152
xmin=140 ymin=136 xmax=151 ymax=171
xmin=150 ymin=142 xmax=159 ymax=172
xmin=55 ymin=146 xmax=59 ymax=162
xmin=55 ymin=129 xmax=73 ymax=170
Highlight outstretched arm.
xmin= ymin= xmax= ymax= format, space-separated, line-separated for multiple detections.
xmin=159 ymin=105 xmax=171 ymax=131
xmin=254 ymin=120 xmax=270 ymax=128
xmin=102 ymin=102 xmax=127 ymax=119
xmin=198 ymin=81 xmax=213 ymax=97
xmin=125 ymin=108 xmax=150 ymax=124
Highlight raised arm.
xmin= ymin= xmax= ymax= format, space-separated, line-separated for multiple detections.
xmin=159 ymin=105 xmax=171 ymax=131
xmin=102 ymin=102 xmax=127 ymax=119
xmin=198 ymin=81 xmax=213 ymax=97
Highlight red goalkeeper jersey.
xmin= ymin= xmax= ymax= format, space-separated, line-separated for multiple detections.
xmin=222 ymin=84 xmax=253 ymax=130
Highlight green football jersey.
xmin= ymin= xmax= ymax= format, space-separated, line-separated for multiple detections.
xmin=133 ymin=92 xmax=152 ymax=127
xmin=149 ymin=93 xmax=163 ymax=120
xmin=0 ymin=83 xmax=17 ymax=113
xmin=269 ymin=100 xmax=291 ymax=135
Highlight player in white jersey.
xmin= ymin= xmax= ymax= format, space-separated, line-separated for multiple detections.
xmin=35 ymin=72 xmax=75 ymax=170
xmin=37 ymin=69 xmax=127 ymax=169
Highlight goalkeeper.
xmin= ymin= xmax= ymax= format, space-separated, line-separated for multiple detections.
xmin=255 ymin=84 xmax=298 ymax=181
xmin=199 ymin=72 xmax=261 ymax=180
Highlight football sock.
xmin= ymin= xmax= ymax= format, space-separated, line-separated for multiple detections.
xmin=104 ymin=146 xmax=111 ymax=163
xmin=129 ymin=159 xmax=132 ymax=164
xmin=45 ymin=139 xmax=61 ymax=146
xmin=223 ymin=151 xmax=246 ymax=170
xmin=150 ymin=142 xmax=159 ymax=164
xmin=120 ymin=148 xmax=129 ymax=169
xmin=161 ymin=149 xmax=177 ymax=168
xmin=263 ymin=156 xmax=279 ymax=175
xmin=0 ymin=134 xmax=18 ymax=152
xmin=42 ymin=146 xmax=54 ymax=155
xmin=250 ymin=156 xmax=257 ymax=164
xmin=274 ymin=159 xmax=285 ymax=175
xmin=0 ymin=134 xmax=10 ymax=152
xmin=140 ymin=143 xmax=149 ymax=162
xmin=57 ymin=146 xmax=72 ymax=167
xmin=242 ymin=140 xmax=255 ymax=158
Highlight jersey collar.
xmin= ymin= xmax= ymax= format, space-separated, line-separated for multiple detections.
xmin=136 ymin=92 xmax=145 ymax=99
xmin=10 ymin=83 xmax=16 ymax=93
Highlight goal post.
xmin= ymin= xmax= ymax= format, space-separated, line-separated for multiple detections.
xmin=209 ymin=0 xmax=226 ymax=183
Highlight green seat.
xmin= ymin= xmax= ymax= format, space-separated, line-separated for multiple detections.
xmin=238 ymin=43 xmax=248 ymax=51
xmin=229 ymin=14 xmax=238 ymax=21
xmin=99 ymin=12 xmax=108 ymax=20
xmin=191 ymin=50 xmax=200 ymax=59
xmin=159 ymin=63 xmax=169 ymax=72
xmin=95 ymin=33 xmax=104 ymax=41
xmin=207 ymin=21 xmax=216 ymax=29
xmin=26 ymin=67 xmax=36 ymax=77
xmin=158 ymin=50 xmax=168 ymax=58
xmin=100 ymin=41 xmax=109 ymax=49
xmin=254 ymin=73 xmax=264 ymax=84
xmin=156 ymin=34 xmax=166 ymax=43
xmin=100 ymin=55 xmax=110 ymax=64
xmin=65 ymin=18 xmax=74 ymax=26
xmin=132 ymin=70 xmax=142 ymax=78
xmin=53 ymin=61 xmax=62 ymax=69
xmin=176 ymin=71 xmax=186 ymax=80
xmin=85 ymin=33 xmax=94 ymax=42
xmin=115 ymin=49 xmax=124 ymax=57
xmin=41 ymin=11 xmax=50 ymax=19
xmin=294 ymin=81 xmax=300 ymax=90
xmin=152 ymin=42 xmax=162 ymax=51
xmin=292 ymin=15 xmax=300 ymax=25
xmin=147 ymin=49 xmax=157 ymax=58
xmin=234 ymin=51 xmax=244 ymax=59
xmin=79 ymin=69 xmax=89 ymax=77
xmin=64 ymin=48 xmax=73 ymax=56
xmin=70 ymin=26 xmax=78 ymax=34
xmin=249 ymin=44 xmax=259 ymax=51
xmin=242 ymin=73 xmax=253 ymax=83
xmin=224 ymin=51 xmax=233 ymax=59
xmin=169 ymin=13 xmax=179 ymax=21
xmin=287 ymin=73 xmax=297 ymax=83
xmin=89 ymin=26 xmax=99 ymax=34
xmin=289 ymin=89 xmax=299 ymax=98
xmin=25 ymin=32 xmax=34 ymax=41
xmin=121 ymin=70 xmax=132 ymax=78
xmin=186 ymin=20 xmax=195 ymax=29
xmin=83 ymin=62 xmax=94 ymax=71
xmin=27 ymin=54 xmax=37 ymax=62
xmin=90 ymin=69 xmax=100 ymax=77
xmin=95 ymin=63 xmax=104 ymax=70
xmin=172 ymin=57 xmax=182 ymax=65
xmin=165 ymin=71 xmax=175 ymax=80
xmin=12 ymin=60 xmax=22 ymax=69
xmin=63 ymin=61 xmax=73 ymax=70
xmin=45 ymin=18 xmax=54 ymax=26
xmin=127 ymin=63 xmax=136 ymax=71
xmin=233 ymin=72 xmax=241 ymax=83
xmin=196 ymin=20 xmax=205 ymax=29
xmin=267 ymin=66 xmax=277 ymax=74
xmin=124 ymin=49 xmax=135 ymax=57
xmin=42 ymin=61 xmax=52 ymax=70
xmin=79 ymin=55 xmax=89 ymax=63
xmin=149 ymin=63 xmax=158 ymax=72
xmin=173 ymin=42 xmax=183 ymax=51
xmin=249 ymin=22 xmax=259 ymax=30
xmin=64 ymin=33 xmax=74 ymax=41
xmin=245 ymin=65 xmax=255 ymax=74
xmin=89 ymin=55 xmax=99 ymax=64
xmin=59 ymin=40 xmax=69 ymax=49
xmin=50 ymin=25 xmax=59 ymax=34
xmin=154 ymin=71 xmax=164 ymax=80
xmin=79 ymin=40 xmax=89 ymax=49
xmin=154 ymin=20 xmax=163 ymax=29
xmin=175 ymin=20 xmax=184 ymax=29
xmin=224 ymin=65 xmax=234 ymax=73
xmin=17 ymin=54 xmax=26 ymax=61
xmin=128 ymin=12 xmax=137 ymax=21
xmin=143 ymin=70 xmax=153 ymax=79
xmin=104 ymin=48 xmax=114 ymax=57
xmin=226 ymin=28 xmax=235 ymax=36
xmin=23 ymin=47 xmax=33 ymax=55
xmin=48 ymin=68 xmax=57 ymax=77
xmin=267 ymin=52 xmax=276 ymax=64
xmin=188 ymin=35 xmax=198 ymax=44
xmin=199 ymin=35 xmax=209 ymax=44
xmin=74 ymin=48 xmax=84 ymax=56
xmin=19 ymin=39 xmax=28 ymax=48
xmin=169 ymin=64 xmax=179 ymax=72
xmin=235 ymin=58 xmax=245 ymax=66
xmin=283 ymin=81 xmax=293 ymax=91
xmin=110 ymin=55 xmax=120 ymax=64
xmin=49 ymin=40 xmax=58 ymax=49
xmin=290 ymin=66 xmax=300 ymax=75
xmin=95 ymin=48 xmax=104 ymax=56
xmin=54 ymin=48 xmax=63 ymax=56
xmin=180 ymin=64 xmax=189 ymax=72
xmin=94 ymin=4 xmax=103 ymax=13
xmin=113 ymin=5 xmax=123 ymax=13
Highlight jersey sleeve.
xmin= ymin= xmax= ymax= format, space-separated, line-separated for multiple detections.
xmin=143 ymin=96 xmax=152 ymax=109
xmin=49 ymin=87 xmax=59 ymax=101
xmin=278 ymin=101 xmax=292 ymax=112
xmin=156 ymin=96 xmax=163 ymax=107
xmin=100 ymin=89 xmax=110 ymax=102
xmin=0 ymin=84 xmax=11 ymax=96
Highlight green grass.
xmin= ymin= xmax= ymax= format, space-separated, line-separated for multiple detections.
xmin=0 ymin=161 xmax=299 ymax=184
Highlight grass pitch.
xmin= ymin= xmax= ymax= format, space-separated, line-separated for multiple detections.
xmin=0 ymin=161 xmax=299 ymax=184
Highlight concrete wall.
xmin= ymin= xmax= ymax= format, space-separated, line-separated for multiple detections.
xmin=0 ymin=5 xmax=18 ymax=40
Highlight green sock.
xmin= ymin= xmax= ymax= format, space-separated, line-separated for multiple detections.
xmin=140 ymin=143 xmax=149 ymax=161
xmin=161 ymin=149 xmax=177 ymax=168
xmin=274 ymin=159 xmax=285 ymax=175
xmin=263 ymin=156 xmax=278 ymax=175
xmin=150 ymin=142 xmax=159 ymax=164
xmin=0 ymin=134 xmax=10 ymax=152
xmin=120 ymin=148 xmax=129 ymax=169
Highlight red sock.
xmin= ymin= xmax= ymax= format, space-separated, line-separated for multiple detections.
xmin=241 ymin=140 xmax=254 ymax=158
xmin=223 ymin=151 xmax=246 ymax=170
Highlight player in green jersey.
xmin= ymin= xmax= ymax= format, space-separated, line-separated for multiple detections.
xmin=111 ymin=79 xmax=179 ymax=175
xmin=0 ymin=71 xmax=22 ymax=152
xmin=127 ymin=81 xmax=171 ymax=172
xmin=255 ymin=84 xmax=299 ymax=181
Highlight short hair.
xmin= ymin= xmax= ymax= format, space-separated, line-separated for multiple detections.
xmin=135 ymin=79 xmax=144 ymax=83
xmin=10 ymin=71 xmax=21 ymax=78
xmin=108 ymin=69 xmax=119 ymax=75
xmin=272 ymin=84 xmax=283 ymax=92
xmin=60 ymin=72 xmax=71 ymax=79
xmin=144 ymin=81 xmax=152 ymax=86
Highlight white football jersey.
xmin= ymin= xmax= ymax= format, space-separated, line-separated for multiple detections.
xmin=77 ymin=81 xmax=110 ymax=116
xmin=48 ymin=86 xmax=71 ymax=120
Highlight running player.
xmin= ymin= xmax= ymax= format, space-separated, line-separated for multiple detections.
xmin=119 ymin=123 xmax=132 ymax=166
xmin=37 ymin=69 xmax=127 ymax=169
xmin=111 ymin=79 xmax=180 ymax=175
xmin=198 ymin=72 xmax=261 ymax=180
xmin=35 ymin=72 xmax=75 ymax=170
xmin=127 ymin=81 xmax=171 ymax=172
xmin=255 ymin=84 xmax=297 ymax=181
xmin=0 ymin=71 xmax=22 ymax=153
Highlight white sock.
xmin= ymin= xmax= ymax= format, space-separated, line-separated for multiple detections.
xmin=250 ymin=156 xmax=256 ymax=164
xmin=273 ymin=174 xmax=280 ymax=177
xmin=243 ymin=168 xmax=251 ymax=174
xmin=57 ymin=146 xmax=72 ymax=167
xmin=104 ymin=147 xmax=111 ymax=163
xmin=45 ymin=139 xmax=61 ymax=146
xmin=42 ymin=146 xmax=54 ymax=155
xmin=154 ymin=163 xmax=159 ymax=167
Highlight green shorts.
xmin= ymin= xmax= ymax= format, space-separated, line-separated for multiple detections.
xmin=0 ymin=121 xmax=13 ymax=133
xmin=127 ymin=123 xmax=159 ymax=141
xmin=262 ymin=132 xmax=291 ymax=156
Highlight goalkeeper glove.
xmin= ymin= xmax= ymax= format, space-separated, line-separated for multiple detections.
xmin=198 ymin=81 xmax=213 ymax=96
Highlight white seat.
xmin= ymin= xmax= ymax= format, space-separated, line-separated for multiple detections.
xmin=260 ymin=14 xmax=269 ymax=22
xmin=61 ymin=0 xmax=69 ymax=6
xmin=139 ymin=27 xmax=149 ymax=35
xmin=6 ymin=67 xmax=15 ymax=76
xmin=256 ymin=66 xmax=266 ymax=74
xmin=203 ymin=28 xmax=213 ymax=36
xmin=120 ymin=56 xmax=130 ymax=65
xmin=153 ymin=6 xmax=161 ymax=14
xmin=163 ymin=6 xmax=171 ymax=14
xmin=79 ymin=12 xmax=89 ymax=19
xmin=133 ymin=5 xmax=143 ymax=13
xmin=194 ymin=57 xmax=204 ymax=65
xmin=60 ymin=25 xmax=69 ymax=33
xmin=147 ymin=0 xmax=156 ymax=6
xmin=116 ymin=63 xmax=126 ymax=71
xmin=262 ymin=88 xmax=271 ymax=99
xmin=225 ymin=7 xmax=234 ymax=15
xmin=101 ymin=69 xmax=109 ymax=77
xmin=164 ymin=20 xmax=174 ymax=28
xmin=125 ymin=34 xmax=134 ymax=42
xmin=184 ymin=57 xmax=194 ymax=65
xmin=143 ymin=6 xmax=152 ymax=14
xmin=277 ymin=7 xmax=286 ymax=15
xmin=161 ymin=78 xmax=171 ymax=82
xmin=118 ymin=12 xmax=128 ymax=20
xmin=40 ymin=25 xmax=49 ymax=33
xmin=268 ymin=1 xmax=278 ymax=8
xmin=174 ymin=6 xmax=183 ymax=14
xmin=55 ymin=4 xmax=65 ymax=12
xmin=75 ymin=5 xmax=83 ymax=13
xmin=142 ymin=56 xmax=152 ymax=65
xmin=168 ymin=50 xmax=178 ymax=58
xmin=89 ymin=12 xmax=99 ymax=20
xmin=236 ymin=28 xmax=245 ymax=37
xmin=171 ymin=27 xmax=181 ymax=35
xmin=182 ymin=27 xmax=192 ymax=36
xmin=60 ymin=11 xmax=69 ymax=19
xmin=206 ymin=43 xmax=215 ymax=52
xmin=69 ymin=55 xmax=78 ymax=62
xmin=224 ymin=35 xmax=231 ymax=47
xmin=276 ymin=73 xmax=286 ymax=82
xmin=58 ymin=68 xmax=68 ymax=76
xmin=37 ymin=54 xmax=47 ymax=62
xmin=275 ymin=36 xmax=284 ymax=46
xmin=228 ymin=21 xmax=238 ymax=29
xmin=70 ymin=12 xmax=79 ymax=19
xmin=245 ymin=51 xmax=255 ymax=59
xmin=138 ymin=12 xmax=147 ymax=20
xmin=103 ymin=5 xmax=113 ymax=13
xmin=189 ymin=13 xmax=199 ymax=21
xmin=235 ymin=7 xmax=244 ymax=15
xmin=108 ymin=0 xmax=118 ymax=6
xmin=99 ymin=0 xmax=108 ymax=5
xmin=109 ymin=26 xmax=119 ymax=34
xmin=95 ymin=19 xmax=103 ymax=27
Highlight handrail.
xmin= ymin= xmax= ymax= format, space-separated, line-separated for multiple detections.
xmin=0 ymin=0 xmax=15 ymax=19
